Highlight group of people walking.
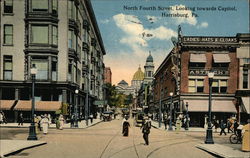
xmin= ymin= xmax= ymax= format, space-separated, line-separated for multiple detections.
xmin=0 ymin=111 xmax=7 ymax=124
xmin=122 ymin=115 xmax=152 ymax=146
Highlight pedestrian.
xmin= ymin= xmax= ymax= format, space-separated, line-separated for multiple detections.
xmin=141 ymin=116 xmax=151 ymax=145
xmin=226 ymin=118 xmax=233 ymax=133
xmin=89 ymin=114 xmax=93 ymax=123
xmin=40 ymin=114 xmax=49 ymax=135
xmin=0 ymin=111 xmax=3 ymax=124
xmin=59 ymin=114 xmax=65 ymax=130
xmin=37 ymin=115 xmax=42 ymax=131
xmin=122 ymin=117 xmax=130 ymax=136
xmin=233 ymin=120 xmax=239 ymax=134
xmin=34 ymin=115 xmax=39 ymax=134
xmin=70 ymin=114 xmax=75 ymax=128
xmin=163 ymin=115 xmax=167 ymax=130
xmin=1 ymin=111 xmax=7 ymax=124
xmin=219 ymin=120 xmax=226 ymax=135
xmin=47 ymin=114 xmax=52 ymax=127
xmin=242 ymin=119 xmax=250 ymax=152
xmin=212 ymin=119 xmax=219 ymax=132
xmin=18 ymin=112 xmax=24 ymax=126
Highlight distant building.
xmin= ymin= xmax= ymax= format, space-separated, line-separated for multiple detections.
xmin=104 ymin=67 xmax=112 ymax=84
xmin=131 ymin=66 xmax=144 ymax=93
xmin=0 ymin=0 xmax=106 ymax=122
xmin=116 ymin=80 xmax=135 ymax=96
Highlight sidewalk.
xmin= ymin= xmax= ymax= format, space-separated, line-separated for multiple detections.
xmin=151 ymin=120 xmax=250 ymax=158
xmin=0 ymin=118 xmax=103 ymax=158
xmin=0 ymin=118 xmax=103 ymax=129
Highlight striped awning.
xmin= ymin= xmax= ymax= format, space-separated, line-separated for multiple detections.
xmin=14 ymin=100 xmax=62 ymax=111
xmin=184 ymin=100 xmax=236 ymax=113
xmin=0 ymin=100 xmax=15 ymax=110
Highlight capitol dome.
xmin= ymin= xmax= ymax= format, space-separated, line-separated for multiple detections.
xmin=132 ymin=67 xmax=144 ymax=81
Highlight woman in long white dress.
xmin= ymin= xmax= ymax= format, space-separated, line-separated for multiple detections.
xmin=41 ymin=114 xmax=49 ymax=134
xmin=59 ymin=114 xmax=64 ymax=130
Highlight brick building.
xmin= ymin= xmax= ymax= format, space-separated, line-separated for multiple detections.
xmin=152 ymin=32 xmax=249 ymax=127
xmin=104 ymin=67 xmax=112 ymax=84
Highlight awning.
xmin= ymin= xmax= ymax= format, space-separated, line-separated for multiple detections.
xmin=241 ymin=97 xmax=250 ymax=114
xmin=14 ymin=100 xmax=62 ymax=111
xmin=213 ymin=54 xmax=231 ymax=63
xmin=184 ymin=100 xmax=236 ymax=113
xmin=0 ymin=100 xmax=15 ymax=110
xmin=190 ymin=54 xmax=207 ymax=63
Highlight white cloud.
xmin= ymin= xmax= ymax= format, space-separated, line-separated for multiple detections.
xmin=100 ymin=19 xmax=110 ymax=24
xmin=145 ymin=26 xmax=177 ymax=40
xmin=197 ymin=22 xmax=209 ymax=28
xmin=170 ymin=4 xmax=197 ymax=25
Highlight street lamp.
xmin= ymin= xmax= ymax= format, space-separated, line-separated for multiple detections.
xmin=27 ymin=64 xmax=38 ymax=140
xmin=74 ymin=89 xmax=79 ymax=128
xmin=185 ymin=102 xmax=189 ymax=130
xmin=169 ymin=92 xmax=173 ymax=131
xmin=205 ymin=72 xmax=214 ymax=144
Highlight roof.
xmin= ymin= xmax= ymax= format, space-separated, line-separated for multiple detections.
xmin=132 ymin=67 xmax=144 ymax=81
xmin=146 ymin=54 xmax=153 ymax=62
xmin=118 ymin=80 xmax=128 ymax=86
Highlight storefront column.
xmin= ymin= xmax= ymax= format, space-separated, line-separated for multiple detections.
xmin=62 ymin=89 xmax=67 ymax=103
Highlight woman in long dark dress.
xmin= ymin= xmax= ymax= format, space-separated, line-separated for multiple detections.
xmin=122 ymin=118 xmax=130 ymax=136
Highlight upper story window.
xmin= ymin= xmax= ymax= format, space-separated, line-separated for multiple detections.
xmin=189 ymin=54 xmax=206 ymax=68
xmin=52 ymin=26 xmax=58 ymax=45
xmin=212 ymin=79 xmax=227 ymax=93
xmin=243 ymin=69 xmax=249 ymax=89
xmin=31 ymin=25 xmax=49 ymax=44
xmin=212 ymin=54 xmax=230 ymax=68
xmin=189 ymin=63 xmax=205 ymax=68
xmin=68 ymin=30 xmax=76 ymax=49
xmin=4 ymin=0 xmax=13 ymax=13
xmin=188 ymin=79 xmax=204 ymax=93
xmin=31 ymin=58 xmax=48 ymax=80
xmin=68 ymin=0 xmax=76 ymax=20
xmin=31 ymin=0 xmax=49 ymax=12
xmin=52 ymin=0 xmax=58 ymax=14
xmin=52 ymin=57 xmax=57 ymax=81
xmin=3 ymin=25 xmax=13 ymax=45
xmin=3 ymin=55 xmax=13 ymax=80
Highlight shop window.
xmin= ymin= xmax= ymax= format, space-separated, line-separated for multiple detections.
xmin=3 ymin=56 xmax=12 ymax=80
xmin=3 ymin=25 xmax=13 ymax=45
xmin=4 ymin=0 xmax=13 ymax=13
xmin=52 ymin=26 xmax=58 ymax=45
xmin=31 ymin=59 xmax=48 ymax=80
xmin=243 ymin=69 xmax=248 ymax=89
xmin=31 ymin=0 xmax=48 ymax=12
xmin=31 ymin=25 xmax=49 ymax=44
xmin=188 ymin=79 xmax=204 ymax=93
xmin=212 ymin=80 xmax=219 ymax=93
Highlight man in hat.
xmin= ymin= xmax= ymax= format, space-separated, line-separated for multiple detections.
xmin=141 ymin=116 xmax=151 ymax=145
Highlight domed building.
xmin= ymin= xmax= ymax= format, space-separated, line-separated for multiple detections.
xmin=131 ymin=66 xmax=144 ymax=93
xmin=116 ymin=80 xmax=135 ymax=96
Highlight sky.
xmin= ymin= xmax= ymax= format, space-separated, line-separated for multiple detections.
xmin=91 ymin=0 xmax=249 ymax=85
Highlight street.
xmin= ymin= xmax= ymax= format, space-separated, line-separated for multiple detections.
xmin=0 ymin=118 xmax=227 ymax=158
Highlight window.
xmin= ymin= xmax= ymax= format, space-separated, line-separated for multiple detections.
xmin=189 ymin=62 xmax=205 ymax=68
xmin=52 ymin=57 xmax=57 ymax=81
xmin=31 ymin=60 xmax=48 ymax=80
xmin=68 ymin=30 xmax=76 ymax=49
xmin=212 ymin=79 xmax=227 ymax=93
xmin=31 ymin=0 xmax=48 ymax=12
xmin=243 ymin=69 xmax=248 ymax=89
xmin=68 ymin=61 xmax=72 ymax=81
xmin=4 ymin=25 xmax=13 ymax=45
xmin=68 ymin=0 xmax=76 ymax=20
xmin=31 ymin=25 xmax=49 ymax=44
xmin=3 ymin=56 xmax=13 ymax=80
xmin=148 ymin=71 xmax=152 ymax=77
xmin=188 ymin=79 xmax=204 ymax=93
xmin=83 ymin=28 xmax=89 ymax=43
xmin=4 ymin=0 xmax=13 ymax=13
xmin=52 ymin=0 xmax=58 ymax=14
xmin=52 ymin=26 xmax=58 ymax=45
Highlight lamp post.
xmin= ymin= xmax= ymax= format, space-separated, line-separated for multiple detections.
xmin=169 ymin=92 xmax=173 ymax=131
xmin=27 ymin=64 xmax=38 ymax=140
xmin=185 ymin=102 xmax=189 ymax=130
xmin=205 ymin=72 xmax=214 ymax=144
xmin=74 ymin=89 xmax=79 ymax=128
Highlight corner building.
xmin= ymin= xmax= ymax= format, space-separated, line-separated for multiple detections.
xmin=153 ymin=32 xmax=249 ymax=127
xmin=0 ymin=0 xmax=106 ymax=121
